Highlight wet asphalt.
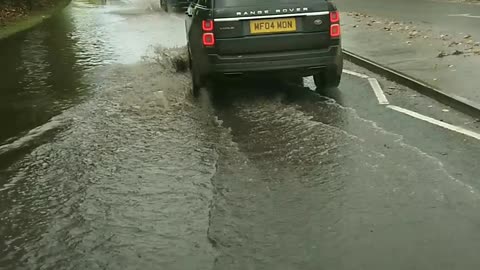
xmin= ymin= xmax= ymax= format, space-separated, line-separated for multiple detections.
xmin=1 ymin=0 xmax=480 ymax=269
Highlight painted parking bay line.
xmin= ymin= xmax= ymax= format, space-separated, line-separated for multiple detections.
xmin=343 ymin=69 xmax=370 ymax=79
xmin=448 ymin=13 xmax=480 ymax=19
xmin=388 ymin=105 xmax=480 ymax=141
xmin=342 ymin=70 xmax=389 ymax=105
xmin=368 ymin=78 xmax=389 ymax=105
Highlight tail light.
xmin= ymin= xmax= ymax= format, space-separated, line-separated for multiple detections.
xmin=202 ymin=20 xmax=215 ymax=47
xmin=330 ymin=11 xmax=340 ymax=38
xmin=202 ymin=20 xmax=214 ymax=31
xmin=330 ymin=11 xmax=340 ymax=23
xmin=330 ymin=24 xmax=341 ymax=38
xmin=202 ymin=33 xmax=215 ymax=46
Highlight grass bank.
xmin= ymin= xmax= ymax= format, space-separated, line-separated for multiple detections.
xmin=0 ymin=0 xmax=70 ymax=40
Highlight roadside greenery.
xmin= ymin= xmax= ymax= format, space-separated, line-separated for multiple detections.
xmin=0 ymin=0 xmax=60 ymax=25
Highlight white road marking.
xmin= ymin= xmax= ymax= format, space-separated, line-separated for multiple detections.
xmin=368 ymin=78 xmax=389 ymax=105
xmin=448 ymin=13 xmax=480 ymax=19
xmin=448 ymin=13 xmax=471 ymax=16
xmin=343 ymin=69 xmax=370 ymax=79
xmin=388 ymin=105 xmax=480 ymax=141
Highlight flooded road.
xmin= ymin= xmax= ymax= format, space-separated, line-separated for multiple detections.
xmin=0 ymin=0 xmax=185 ymax=155
xmin=2 ymin=0 xmax=480 ymax=269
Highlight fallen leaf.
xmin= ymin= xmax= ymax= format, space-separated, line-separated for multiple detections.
xmin=452 ymin=50 xmax=464 ymax=55
xmin=437 ymin=51 xmax=448 ymax=58
xmin=449 ymin=41 xmax=460 ymax=47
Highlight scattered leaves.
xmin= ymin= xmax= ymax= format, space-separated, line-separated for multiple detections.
xmin=437 ymin=51 xmax=448 ymax=58
xmin=452 ymin=49 xmax=464 ymax=56
xmin=448 ymin=41 xmax=460 ymax=47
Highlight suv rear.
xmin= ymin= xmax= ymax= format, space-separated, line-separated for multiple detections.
xmin=185 ymin=0 xmax=343 ymax=95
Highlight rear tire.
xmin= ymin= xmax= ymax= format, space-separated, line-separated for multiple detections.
xmin=314 ymin=67 xmax=342 ymax=93
xmin=189 ymin=49 xmax=201 ymax=98
xmin=290 ymin=76 xmax=304 ymax=87
xmin=160 ymin=0 xmax=168 ymax=12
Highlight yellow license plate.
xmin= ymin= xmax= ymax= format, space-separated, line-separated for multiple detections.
xmin=250 ymin=18 xmax=297 ymax=34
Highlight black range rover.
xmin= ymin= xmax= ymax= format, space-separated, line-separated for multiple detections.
xmin=185 ymin=0 xmax=343 ymax=95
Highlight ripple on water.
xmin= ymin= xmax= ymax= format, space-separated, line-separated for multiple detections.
xmin=1 ymin=47 xmax=218 ymax=269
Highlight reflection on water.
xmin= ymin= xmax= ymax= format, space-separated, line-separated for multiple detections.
xmin=0 ymin=13 xmax=84 ymax=145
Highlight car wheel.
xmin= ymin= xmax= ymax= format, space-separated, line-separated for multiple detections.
xmin=189 ymin=50 xmax=201 ymax=98
xmin=291 ymin=76 xmax=304 ymax=87
xmin=160 ymin=0 xmax=168 ymax=12
xmin=313 ymin=67 xmax=342 ymax=93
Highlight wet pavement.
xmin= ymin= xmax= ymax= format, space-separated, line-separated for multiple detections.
xmin=339 ymin=10 xmax=480 ymax=107
xmin=335 ymin=0 xmax=480 ymax=41
xmin=1 ymin=0 xmax=480 ymax=269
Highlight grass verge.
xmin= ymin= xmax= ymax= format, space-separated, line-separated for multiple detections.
xmin=0 ymin=0 xmax=70 ymax=40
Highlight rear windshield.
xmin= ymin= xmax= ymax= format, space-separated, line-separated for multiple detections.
xmin=215 ymin=0 xmax=324 ymax=7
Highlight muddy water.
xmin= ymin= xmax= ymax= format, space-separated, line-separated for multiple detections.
xmin=3 ymin=0 xmax=480 ymax=269
xmin=1 ymin=0 xmax=216 ymax=268
xmin=1 ymin=62 xmax=220 ymax=269
xmin=0 ymin=0 xmax=185 ymax=155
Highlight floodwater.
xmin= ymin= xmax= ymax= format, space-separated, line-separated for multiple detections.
xmin=2 ymin=1 xmax=480 ymax=269
xmin=0 ymin=0 xmax=185 ymax=155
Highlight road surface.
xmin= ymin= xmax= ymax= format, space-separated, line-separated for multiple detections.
xmin=1 ymin=0 xmax=480 ymax=269
xmin=335 ymin=0 xmax=480 ymax=40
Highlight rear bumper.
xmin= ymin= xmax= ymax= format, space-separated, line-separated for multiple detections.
xmin=205 ymin=46 xmax=342 ymax=76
